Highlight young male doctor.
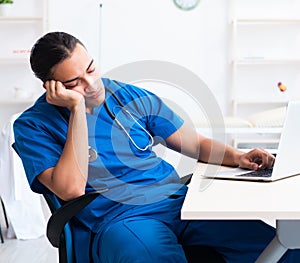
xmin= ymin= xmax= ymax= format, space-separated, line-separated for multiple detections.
xmin=14 ymin=32 xmax=300 ymax=262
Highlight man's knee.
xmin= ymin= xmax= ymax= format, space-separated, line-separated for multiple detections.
xmin=98 ymin=219 xmax=186 ymax=263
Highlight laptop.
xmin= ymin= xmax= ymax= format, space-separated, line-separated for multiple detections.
xmin=201 ymin=101 xmax=300 ymax=182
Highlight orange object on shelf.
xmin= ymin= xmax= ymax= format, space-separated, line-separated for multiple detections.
xmin=278 ymin=82 xmax=287 ymax=92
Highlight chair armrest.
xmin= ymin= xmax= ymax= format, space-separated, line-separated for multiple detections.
xmin=180 ymin=173 xmax=193 ymax=185
xmin=47 ymin=189 xmax=108 ymax=248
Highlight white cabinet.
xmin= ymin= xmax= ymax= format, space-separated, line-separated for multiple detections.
xmin=0 ymin=0 xmax=48 ymax=128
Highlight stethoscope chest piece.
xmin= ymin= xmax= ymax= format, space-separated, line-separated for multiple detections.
xmin=88 ymin=146 xmax=98 ymax=162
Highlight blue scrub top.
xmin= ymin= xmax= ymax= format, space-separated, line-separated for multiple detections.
xmin=13 ymin=79 xmax=188 ymax=259
xmin=14 ymin=79 xmax=190 ymax=260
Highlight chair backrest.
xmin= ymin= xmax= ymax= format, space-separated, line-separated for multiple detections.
xmin=43 ymin=193 xmax=74 ymax=263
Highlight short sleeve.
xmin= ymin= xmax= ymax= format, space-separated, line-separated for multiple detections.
xmin=13 ymin=97 xmax=69 ymax=194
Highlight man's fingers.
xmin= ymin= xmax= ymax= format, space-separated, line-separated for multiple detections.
xmin=242 ymin=148 xmax=275 ymax=170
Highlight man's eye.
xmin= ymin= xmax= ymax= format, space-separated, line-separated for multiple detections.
xmin=65 ymin=84 xmax=77 ymax=89
xmin=88 ymin=67 xmax=96 ymax=74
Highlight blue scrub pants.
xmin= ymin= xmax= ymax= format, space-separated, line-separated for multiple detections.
xmin=94 ymin=218 xmax=300 ymax=263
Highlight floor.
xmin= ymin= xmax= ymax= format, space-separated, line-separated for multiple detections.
xmin=0 ymin=202 xmax=58 ymax=263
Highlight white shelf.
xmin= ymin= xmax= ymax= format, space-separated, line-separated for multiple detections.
xmin=232 ymin=100 xmax=288 ymax=105
xmin=234 ymin=137 xmax=280 ymax=154
xmin=233 ymin=18 xmax=300 ymax=25
xmin=0 ymin=99 xmax=35 ymax=105
xmin=197 ymin=126 xmax=282 ymax=135
xmin=0 ymin=17 xmax=43 ymax=22
xmin=0 ymin=58 xmax=29 ymax=64
xmin=227 ymin=127 xmax=282 ymax=135
xmin=232 ymin=59 xmax=300 ymax=65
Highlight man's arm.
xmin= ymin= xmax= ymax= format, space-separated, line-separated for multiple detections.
xmin=37 ymin=81 xmax=89 ymax=201
xmin=165 ymin=123 xmax=275 ymax=170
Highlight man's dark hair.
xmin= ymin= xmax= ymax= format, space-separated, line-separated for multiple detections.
xmin=30 ymin=32 xmax=84 ymax=82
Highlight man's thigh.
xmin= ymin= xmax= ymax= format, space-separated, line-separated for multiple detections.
xmin=95 ymin=218 xmax=187 ymax=263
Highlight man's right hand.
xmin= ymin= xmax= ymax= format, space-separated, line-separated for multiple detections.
xmin=43 ymin=80 xmax=84 ymax=111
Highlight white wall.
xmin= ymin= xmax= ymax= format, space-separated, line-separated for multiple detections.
xmin=48 ymin=0 xmax=101 ymax=64
xmin=0 ymin=0 xmax=46 ymax=130
xmin=48 ymin=0 xmax=231 ymax=114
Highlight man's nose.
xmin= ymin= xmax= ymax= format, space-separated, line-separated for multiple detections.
xmin=83 ymin=76 xmax=97 ymax=92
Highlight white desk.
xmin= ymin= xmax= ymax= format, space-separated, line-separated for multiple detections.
xmin=181 ymin=163 xmax=300 ymax=263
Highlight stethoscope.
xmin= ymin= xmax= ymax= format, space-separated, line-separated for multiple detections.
xmin=88 ymin=85 xmax=154 ymax=162
xmin=104 ymin=86 xmax=154 ymax=150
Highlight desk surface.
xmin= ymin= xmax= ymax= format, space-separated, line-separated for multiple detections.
xmin=181 ymin=163 xmax=300 ymax=221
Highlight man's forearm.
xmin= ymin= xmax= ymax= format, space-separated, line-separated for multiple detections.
xmin=199 ymin=138 xmax=243 ymax=167
xmin=52 ymin=98 xmax=89 ymax=200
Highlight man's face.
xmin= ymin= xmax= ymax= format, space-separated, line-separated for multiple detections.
xmin=51 ymin=43 xmax=105 ymax=110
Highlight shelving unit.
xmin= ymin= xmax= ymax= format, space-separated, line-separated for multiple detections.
xmin=227 ymin=0 xmax=300 ymax=149
xmin=0 ymin=0 xmax=48 ymax=129
xmin=230 ymin=17 xmax=300 ymax=116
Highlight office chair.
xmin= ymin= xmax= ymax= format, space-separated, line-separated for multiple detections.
xmin=44 ymin=173 xmax=225 ymax=263
xmin=44 ymin=190 xmax=107 ymax=263
xmin=12 ymin=140 xmax=224 ymax=262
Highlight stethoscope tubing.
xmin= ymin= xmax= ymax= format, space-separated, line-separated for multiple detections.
xmin=104 ymin=85 xmax=154 ymax=152
xmin=104 ymin=86 xmax=125 ymax=120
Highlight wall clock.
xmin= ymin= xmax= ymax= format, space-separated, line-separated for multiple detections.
xmin=173 ymin=0 xmax=200 ymax=11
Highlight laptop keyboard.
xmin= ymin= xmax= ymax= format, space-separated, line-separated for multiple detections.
xmin=236 ymin=168 xmax=273 ymax=178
